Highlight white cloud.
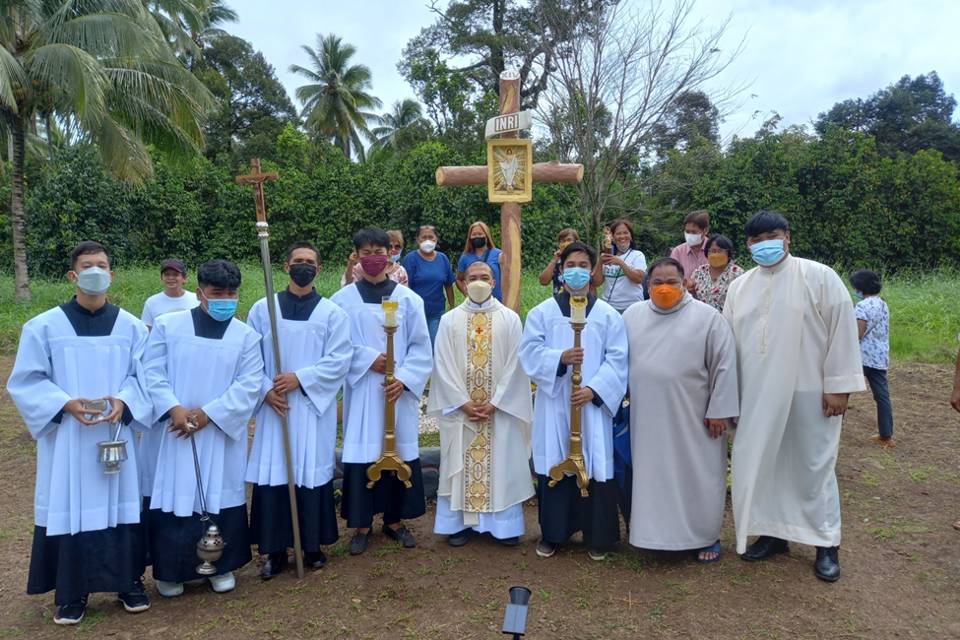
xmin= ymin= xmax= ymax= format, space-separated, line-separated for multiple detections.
xmin=227 ymin=0 xmax=959 ymax=140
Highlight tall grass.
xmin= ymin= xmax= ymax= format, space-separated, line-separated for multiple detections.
xmin=0 ymin=265 xmax=957 ymax=364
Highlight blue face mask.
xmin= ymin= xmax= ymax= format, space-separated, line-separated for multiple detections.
xmin=206 ymin=297 xmax=238 ymax=322
xmin=75 ymin=266 xmax=111 ymax=295
xmin=390 ymin=254 xmax=401 ymax=263
xmin=750 ymin=239 xmax=786 ymax=267
xmin=853 ymin=290 xmax=864 ymax=300
xmin=562 ymin=267 xmax=591 ymax=291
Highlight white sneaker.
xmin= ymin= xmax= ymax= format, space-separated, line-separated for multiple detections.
xmin=155 ymin=580 xmax=184 ymax=598
xmin=209 ymin=572 xmax=236 ymax=593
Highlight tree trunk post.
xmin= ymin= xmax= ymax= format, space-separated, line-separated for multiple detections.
xmin=10 ymin=113 xmax=31 ymax=302
xmin=499 ymin=71 xmax=522 ymax=311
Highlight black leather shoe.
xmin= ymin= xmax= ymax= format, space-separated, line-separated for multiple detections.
xmin=260 ymin=552 xmax=288 ymax=580
xmin=448 ymin=528 xmax=473 ymax=547
xmin=383 ymin=524 xmax=417 ymax=548
xmin=741 ymin=536 xmax=789 ymax=562
xmin=497 ymin=536 xmax=520 ymax=547
xmin=814 ymin=546 xmax=841 ymax=582
xmin=349 ymin=530 xmax=370 ymax=556
xmin=305 ymin=550 xmax=327 ymax=569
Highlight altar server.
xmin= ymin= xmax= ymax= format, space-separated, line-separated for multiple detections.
xmin=143 ymin=259 xmax=263 ymax=597
xmin=330 ymin=228 xmax=432 ymax=556
xmin=7 ymin=241 xmax=153 ymax=624
xmin=247 ymin=242 xmax=351 ymax=578
xmin=519 ymin=242 xmax=628 ymax=561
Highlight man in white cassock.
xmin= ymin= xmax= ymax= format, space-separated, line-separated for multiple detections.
xmin=428 ymin=261 xmax=534 ymax=546
xmin=519 ymin=242 xmax=628 ymax=561
xmin=330 ymin=228 xmax=432 ymax=556
xmin=143 ymin=259 xmax=263 ymax=597
xmin=7 ymin=241 xmax=153 ymax=625
xmin=724 ymin=211 xmax=865 ymax=582
xmin=246 ymin=241 xmax=351 ymax=579
xmin=623 ymin=258 xmax=739 ymax=563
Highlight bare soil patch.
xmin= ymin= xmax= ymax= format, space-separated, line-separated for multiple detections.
xmin=0 ymin=357 xmax=958 ymax=639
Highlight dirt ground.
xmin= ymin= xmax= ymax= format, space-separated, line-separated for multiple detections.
xmin=0 ymin=357 xmax=958 ymax=639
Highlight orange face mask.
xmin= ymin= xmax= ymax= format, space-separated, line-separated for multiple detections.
xmin=708 ymin=253 xmax=729 ymax=268
xmin=650 ymin=284 xmax=683 ymax=309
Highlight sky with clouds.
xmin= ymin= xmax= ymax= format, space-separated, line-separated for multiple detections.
xmin=227 ymin=0 xmax=959 ymax=142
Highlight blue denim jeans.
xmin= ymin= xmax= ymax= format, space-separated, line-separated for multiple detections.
xmin=863 ymin=366 xmax=894 ymax=438
xmin=426 ymin=315 xmax=441 ymax=349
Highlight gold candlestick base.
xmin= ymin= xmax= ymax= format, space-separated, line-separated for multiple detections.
xmin=366 ymin=454 xmax=413 ymax=489
xmin=547 ymin=455 xmax=590 ymax=497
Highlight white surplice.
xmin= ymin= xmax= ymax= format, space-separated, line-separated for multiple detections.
xmin=427 ymin=298 xmax=534 ymax=536
xmin=245 ymin=295 xmax=352 ymax=488
xmin=624 ymin=295 xmax=739 ymax=550
xmin=518 ymin=296 xmax=628 ymax=481
xmin=723 ymin=256 xmax=866 ymax=553
xmin=6 ymin=306 xmax=152 ymax=535
xmin=143 ymin=310 xmax=263 ymax=516
xmin=329 ymin=283 xmax=432 ymax=463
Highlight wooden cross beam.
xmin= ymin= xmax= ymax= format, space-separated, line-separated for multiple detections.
xmin=235 ymin=158 xmax=279 ymax=224
xmin=436 ymin=72 xmax=583 ymax=311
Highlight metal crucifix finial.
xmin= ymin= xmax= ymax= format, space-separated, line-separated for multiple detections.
xmin=235 ymin=158 xmax=279 ymax=225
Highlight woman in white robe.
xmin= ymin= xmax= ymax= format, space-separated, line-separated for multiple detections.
xmin=623 ymin=258 xmax=739 ymax=562
xmin=519 ymin=242 xmax=628 ymax=560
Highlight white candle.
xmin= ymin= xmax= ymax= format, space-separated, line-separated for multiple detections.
xmin=570 ymin=296 xmax=587 ymax=323
xmin=382 ymin=297 xmax=399 ymax=328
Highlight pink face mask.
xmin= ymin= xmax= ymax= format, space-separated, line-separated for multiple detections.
xmin=359 ymin=254 xmax=389 ymax=276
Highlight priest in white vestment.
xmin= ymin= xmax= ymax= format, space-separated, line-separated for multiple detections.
xmin=246 ymin=242 xmax=351 ymax=578
xmin=724 ymin=211 xmax=865 ymax=582
xmin=623 ymin=257 xmax=739 ymax=563
xmin=330 ymin=228 xmax=432 ymax=556
xmin=143 ymin=259 xmax=263 ymax=597
xmin=6 ymin=241 xmax=154 ymax=624
xmin=428 ymin=261 xmax=534 ymax=546
xmin=519 ymin=242 xmax=628 ymax=561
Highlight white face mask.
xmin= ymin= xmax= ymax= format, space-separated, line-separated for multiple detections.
xmin=74 ymin=266 xmax=111 ymax=295
xmin=419 ymin=240 xmax=436 ymax=253
xmin=466 ymin=280 xmax=492 ymax=304
xmin=684 ymin=232 xmax=703 ymax=247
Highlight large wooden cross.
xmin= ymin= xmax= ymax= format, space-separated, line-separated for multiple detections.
xmin=436 ymin=71 xmax=583 ymax=311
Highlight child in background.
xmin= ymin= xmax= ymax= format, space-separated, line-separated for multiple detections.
xmin=850 ymin=269 xmax=894 ymax=447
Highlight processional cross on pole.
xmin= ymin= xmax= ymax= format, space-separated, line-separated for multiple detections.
xmin=235 ymin=158 xmax=306 ymax=579
xmin=436 ymin=70 xmax=584 ymax=311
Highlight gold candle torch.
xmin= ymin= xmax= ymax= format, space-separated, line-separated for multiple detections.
xmin=366 ymin=297 xmax=413 ymax=488
xmin=547 ymin=295 xmax=590 ymax=497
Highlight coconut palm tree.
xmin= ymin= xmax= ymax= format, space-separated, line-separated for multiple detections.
xmin=370 ymin=99 xmax=426 ymax=152
xmin=290 ymin=33 xmax=381 ymax=161
xmin=0 ymin=0 xmax=215 ymax=301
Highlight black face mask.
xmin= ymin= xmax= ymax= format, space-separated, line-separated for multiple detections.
xmin=470 ymin=237 xmax=487 ymax=249
xmin=289 ymin=263 xmax=317 ymax=288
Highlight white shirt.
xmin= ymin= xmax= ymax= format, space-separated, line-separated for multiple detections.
xmin=855 ymin=296 xmax=889 ymax=370
xmin=601 ymin=249 xmax=647 ymax=312
xmin=141 ymin=290 xmax=198 ymax=327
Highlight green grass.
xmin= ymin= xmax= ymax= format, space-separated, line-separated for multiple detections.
xmin=0 ymin=266 xmax=957 ymax=363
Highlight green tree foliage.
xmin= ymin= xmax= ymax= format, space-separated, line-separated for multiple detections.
xmin=369 ymin=99 xmax=432 ymax=156
xmin=291 ymin=33 xmax=381 ymax=161
xmin=816 ymin=72 xmax=960 ymax=162
xmin=0 ymin=0 xmax=215 ymax=300
xmin=196 ymin=35 xmax=298 ymax=164
xmin=650 ymin=90 xmax=720 ymax=159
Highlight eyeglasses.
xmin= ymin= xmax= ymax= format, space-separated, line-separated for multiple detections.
xmin=390 ymin=244 xmax=402 ymax=249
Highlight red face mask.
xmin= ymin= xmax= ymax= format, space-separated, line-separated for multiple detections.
xmin=359 ymin=254 xmax=389 ymax=276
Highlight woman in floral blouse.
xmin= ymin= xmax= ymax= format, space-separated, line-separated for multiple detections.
xmin=691 ymin=234 xmax=743 ymax=311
